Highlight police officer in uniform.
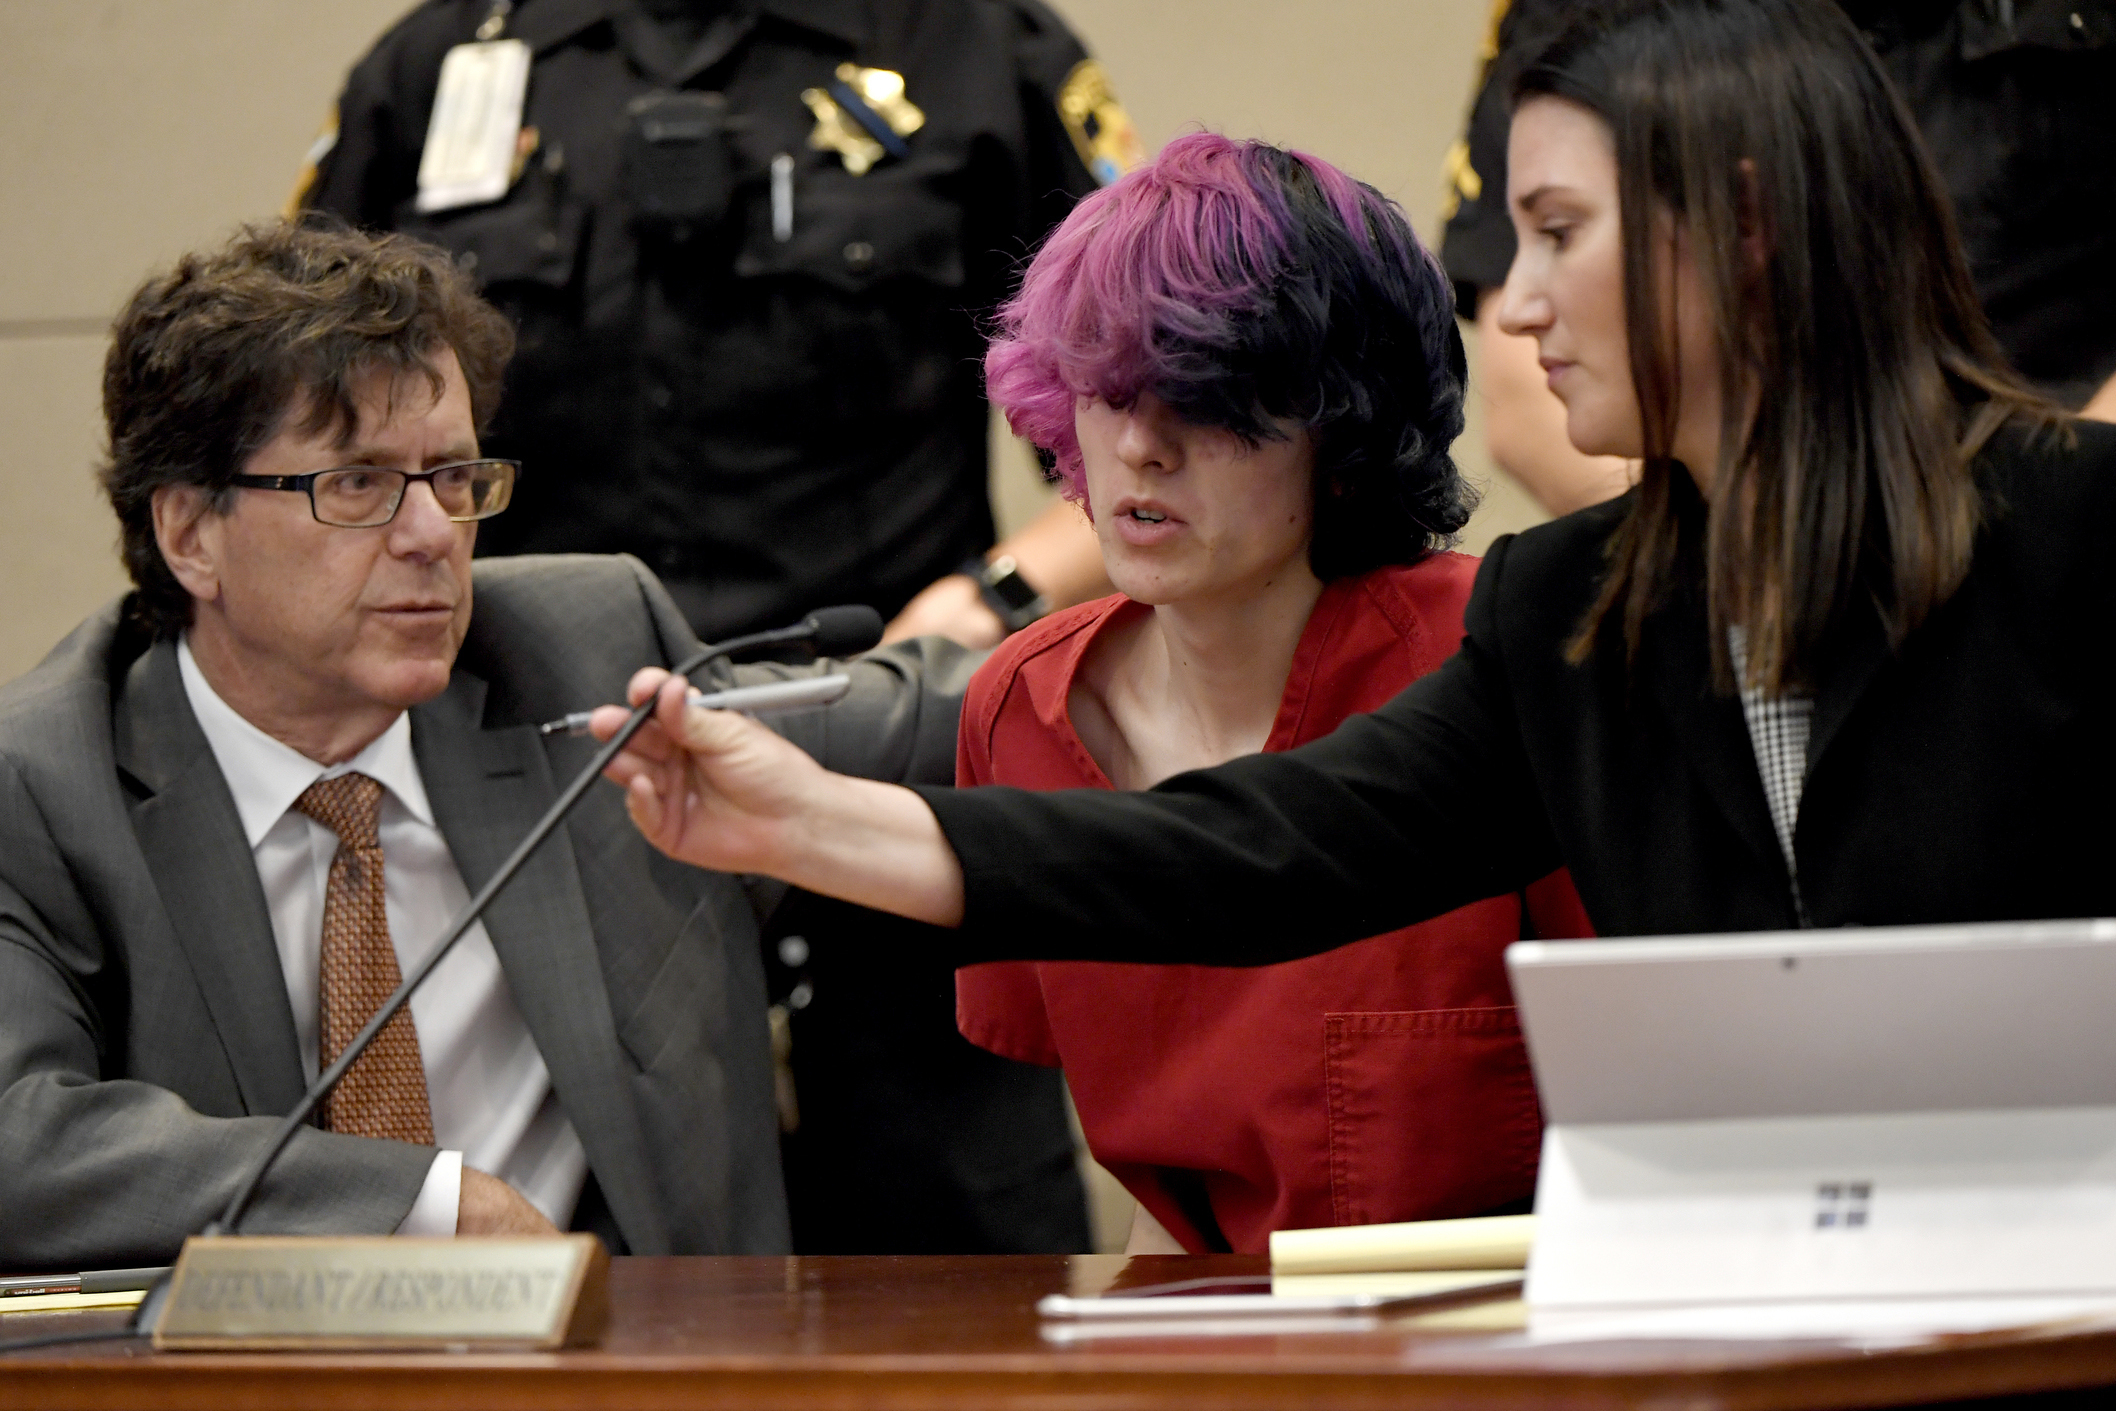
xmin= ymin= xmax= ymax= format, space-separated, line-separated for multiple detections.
xmin=1442 ymin=0 xmax=2116 ymax=512
xmin=298 ymin=0 xmax=1143 ymax=1253
xmin=299 ymin=0 xmax=1128 ymax=641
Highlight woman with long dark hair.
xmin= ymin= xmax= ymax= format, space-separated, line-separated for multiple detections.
xmin=594 ymin=0 xmax=2115 ymax=984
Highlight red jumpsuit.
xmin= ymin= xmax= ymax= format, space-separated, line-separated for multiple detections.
xmin=955 ymin=554 xmax=1591 ymax=1253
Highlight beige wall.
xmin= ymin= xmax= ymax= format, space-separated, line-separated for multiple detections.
xmin=0 ymin=2 xmax=418 ymax=677
xmin=0 ymin=0 xmax=1539 ymax=681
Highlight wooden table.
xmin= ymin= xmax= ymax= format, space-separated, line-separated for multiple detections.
xmin=5 ymin=1254 xmax=2116 ymax=1410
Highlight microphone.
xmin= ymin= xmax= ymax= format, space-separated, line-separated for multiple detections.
xmin=779 ymin=603 xmax=888 ymax=657
xmin=683 ymin=603 xmax=885 ymax=667
xmin=131 ymin=604 xmax=885 ymax=1333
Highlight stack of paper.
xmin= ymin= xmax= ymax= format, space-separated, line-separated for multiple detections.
xmin=0 ymin=1289 xmax=146 ymax=1315
xmin=1268 ymin=1213 xmax=1532 ymax=1300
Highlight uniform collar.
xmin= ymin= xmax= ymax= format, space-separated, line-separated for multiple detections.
xmin=508 ymin=0 xmax=624 ymax=54
xmin=177 ymin=635 xmax=436 ymax=848
xmin=758 ymin=0 xmax=867 ymax=48
xmin=510 ymin=0 xmax=866 ymax=54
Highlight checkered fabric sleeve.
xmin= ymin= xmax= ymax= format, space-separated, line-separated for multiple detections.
xmin=1729 ymin=628 xmax=1814 ymax=925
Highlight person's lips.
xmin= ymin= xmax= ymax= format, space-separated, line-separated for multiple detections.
xmin=1539 ymin=356 xmax=1575 ymax=392
xmin=1109 ymin=495 xmax=1183 ymax=548
xmin=372 ymin=600 xmax=457 ymax=623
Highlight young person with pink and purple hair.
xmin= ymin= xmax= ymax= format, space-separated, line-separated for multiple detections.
xmin=945 ymin=133 xmax=1589 ymax=1253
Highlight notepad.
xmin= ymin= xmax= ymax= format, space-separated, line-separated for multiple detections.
xmin=0 ymin=1289 xmax=145 ymax=1315
xmin=1268 ymin=1213 xmax=1535 ymax=1276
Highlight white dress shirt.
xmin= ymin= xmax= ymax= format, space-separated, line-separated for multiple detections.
xmin=178 ymin=639 xmax=586 ymax=1233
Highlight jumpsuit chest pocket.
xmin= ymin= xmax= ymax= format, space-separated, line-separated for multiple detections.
xmin=1322 ymin=1006 xmax=1543 ymax=1228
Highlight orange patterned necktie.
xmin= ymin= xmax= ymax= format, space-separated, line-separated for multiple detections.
xmin=292 ymin=772 xmax=436 ymax=1145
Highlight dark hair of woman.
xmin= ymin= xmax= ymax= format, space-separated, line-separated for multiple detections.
xmin=1517 ymin=0 xmax=2064 ymax=691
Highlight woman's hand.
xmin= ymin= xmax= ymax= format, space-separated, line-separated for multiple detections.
xmin=591 ymin=669 xmax=823 ymax=877
xmin=591 ymin=668 xmax=970 ymax=926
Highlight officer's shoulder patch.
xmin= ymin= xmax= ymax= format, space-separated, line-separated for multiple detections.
xmin=1440 ymin=137 xmax=1491 ymax=224
xmin=284 ymin=104 xmax=341 ymax=218
xmin=1057 ymin=59 xmax=1145 ymax=186
xmin=1481 ymin=0 xmax=1514 ymax=66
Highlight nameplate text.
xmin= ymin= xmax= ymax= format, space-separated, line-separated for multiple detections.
xmin=151 ymin=1234 xmax=608 ymax=1351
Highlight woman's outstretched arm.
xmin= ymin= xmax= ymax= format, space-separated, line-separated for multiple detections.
xmin=592 ymin=670 xmax=968 ymax=926
xmin=594 ymin=535 xmax=1567 ymax=968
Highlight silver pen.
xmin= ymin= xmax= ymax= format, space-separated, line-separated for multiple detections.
xmin=538 ymin=673 xmax=853 ymax=737
xmin=0 ymin=1266 xmax=169 ymax=1299
xmin=771 ymin=152 xmax=795 ymax=242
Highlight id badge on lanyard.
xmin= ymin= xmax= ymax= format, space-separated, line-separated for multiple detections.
xmin=415 ymin=39 xmax=532 ymax=213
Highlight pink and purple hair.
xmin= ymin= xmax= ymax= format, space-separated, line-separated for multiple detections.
xmin=985 ymin=132 xmax=1474 ymax=576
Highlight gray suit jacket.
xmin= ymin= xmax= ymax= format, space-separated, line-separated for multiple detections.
xmin=0 ymin=554 xmax=973 ymax=1269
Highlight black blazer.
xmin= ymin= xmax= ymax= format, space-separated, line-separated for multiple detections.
xmin=920 ymin=420 xmax=2116 ymax=961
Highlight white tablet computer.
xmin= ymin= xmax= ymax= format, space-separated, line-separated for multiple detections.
xmin=1506 ymin=919 xmax=2116 ymax=1310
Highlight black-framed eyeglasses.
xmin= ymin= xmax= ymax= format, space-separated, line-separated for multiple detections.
xmin=229 ymin=459 xmax=518 ymax=528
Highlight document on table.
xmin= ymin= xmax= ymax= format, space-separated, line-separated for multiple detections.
xmin=0 ymin=1289 xmax=147 ymax=1315
xmin=1037 ymin=1267 xmax=1524 ymax=1341
xmin=1526 ymin=1296 xmax=2116 ymax=1345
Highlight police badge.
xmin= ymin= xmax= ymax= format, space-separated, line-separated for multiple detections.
xmin=802 ymin=64 xmax=926 ymax=175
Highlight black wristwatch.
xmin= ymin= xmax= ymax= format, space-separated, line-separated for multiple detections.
xmin=961 ymin=553 xmax=1049 ymax=634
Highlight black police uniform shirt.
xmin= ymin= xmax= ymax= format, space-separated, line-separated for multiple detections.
xmin=301 ymin=0 xmax=1112 ymax=640
xmin=1439 ymin=0 xmax=2116 ymax=410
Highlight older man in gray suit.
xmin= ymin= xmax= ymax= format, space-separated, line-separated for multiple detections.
xmin=0 ymin=221 xmax=972 ymax=1268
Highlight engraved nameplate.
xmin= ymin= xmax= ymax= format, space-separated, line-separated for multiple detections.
xmin=151 ymin=1234 xmax=608 ymax=1351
